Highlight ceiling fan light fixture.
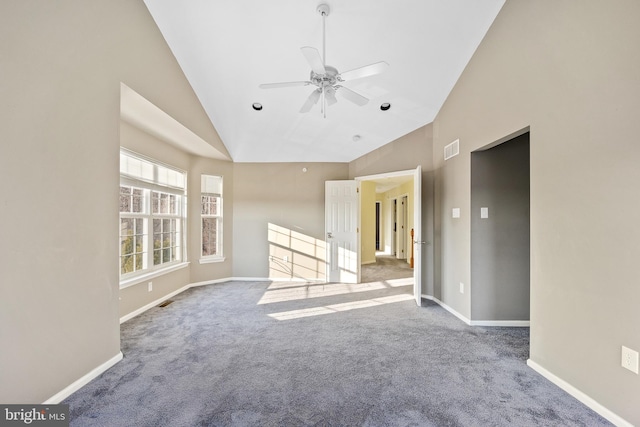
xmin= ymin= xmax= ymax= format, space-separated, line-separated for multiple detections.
xmin=252 ymin=103 xmax=263 ymax=111
xmin=380 ymin=103 xmax=391 ymax=111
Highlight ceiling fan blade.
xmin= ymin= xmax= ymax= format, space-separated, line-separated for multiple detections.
xmin=300 ymin=89 xmax=322 ymax=113
xmin=337 ymin=86 xmax=369 ymax=106
xmin=338 ymin=61 xmax=389 ymax=81
xmin=259 ymin=81 xmax=311 ymax=89
xmin=300 ymin=46 xmax=326 ymax=75
xmin=325 ymin=86 xmax=337 ymax=106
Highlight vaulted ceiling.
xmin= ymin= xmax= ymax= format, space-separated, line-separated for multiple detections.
xmin=143 ymin=0 xmax=504 ymax=163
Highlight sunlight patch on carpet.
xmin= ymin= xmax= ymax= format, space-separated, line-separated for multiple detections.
xmin=267 ymin=294 xmax=414 ymax=320
xmin=258 ymin=279 xmax=413 ymax=305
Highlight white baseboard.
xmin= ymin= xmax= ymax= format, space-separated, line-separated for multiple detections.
xmin=430 ymin=296 xmax=472 ymax=325
xmin=422 ymin=295 xmax=529 ymax=327
xmin=190 ymin=277 xmax=246 ymax=287
xmin=527 ymin=359 xmax=632 ymax=427
xmin=470 ymin=320 xmax=530 ymax=327
xmin=43 ymin=351 xmax=123 ymax=404
xmin=120 ymin=283 xmax=192 ymax=324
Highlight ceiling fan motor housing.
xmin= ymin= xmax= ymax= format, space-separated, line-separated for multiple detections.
xmin=310 ymin=65 xmax=338 ymax=88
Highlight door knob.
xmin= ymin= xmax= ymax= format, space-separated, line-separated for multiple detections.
xmin=327 ymin=232 xmax=333 ymax=239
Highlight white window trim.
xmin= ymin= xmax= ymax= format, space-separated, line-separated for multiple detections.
xmin=120 ymin=149 xmax=188 ymax=287
xmin=120 ymin=262 xmax=190 ymax=289
xmin=199 ymin=256 xmax=225 ymax=264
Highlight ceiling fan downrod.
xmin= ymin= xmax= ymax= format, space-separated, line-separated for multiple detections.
xmin=317 ymin=4 xmax=329 ymax=66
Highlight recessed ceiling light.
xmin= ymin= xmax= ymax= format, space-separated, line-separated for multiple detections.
xmin=352 ymin=135 xmax=361 ymax=142
xmin=252 ymin=103 xmax=263 ymax=111
xmin=380 ymin=103 xmax=391 ymax=111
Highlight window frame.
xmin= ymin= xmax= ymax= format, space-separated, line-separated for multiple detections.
xmin=200 ymin=174 xmax=224 ymax=264
xmin=119 ymin=149 xmax=188 ymax=288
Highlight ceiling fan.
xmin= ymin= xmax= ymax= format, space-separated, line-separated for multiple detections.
xmin=259 ymin=3 xmax=389 ymax=118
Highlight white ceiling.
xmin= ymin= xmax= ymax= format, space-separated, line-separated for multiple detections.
xmin=143 ymin=0 xmax=504 ymax=163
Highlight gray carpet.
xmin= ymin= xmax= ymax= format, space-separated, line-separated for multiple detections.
xmin=64 ymin=279 xmax=611 ymax=426
xmin=361 ymin=255 xmax=413 ymax=283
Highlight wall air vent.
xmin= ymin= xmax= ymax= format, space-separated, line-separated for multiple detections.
xmin=444 ymin=139 xmax=460 ymax=161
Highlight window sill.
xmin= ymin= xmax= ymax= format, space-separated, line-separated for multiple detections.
xmin=199 ymin=256 xmax=226 ymax=264
xmin=119 ymin=262 xmax=190 ymax=289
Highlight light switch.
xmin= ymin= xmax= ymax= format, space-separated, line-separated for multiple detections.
xmin=481 ymin=207 xmax=489 ymax=219
xmin=452 ymin=208 xmax=460 ymax=218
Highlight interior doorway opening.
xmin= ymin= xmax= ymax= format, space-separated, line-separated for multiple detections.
xmin=357 ymin=170 xmax=418 ymax=289
xmin=326 ymin=167 xmax=422 ymax=305
xmin=471 ymin=130 xmax=530 ymax=325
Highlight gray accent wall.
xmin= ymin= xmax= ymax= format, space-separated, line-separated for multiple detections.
xmin=471 ymin=133 xmax=530 ymax=321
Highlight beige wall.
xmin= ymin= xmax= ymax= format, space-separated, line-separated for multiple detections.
xmin=232 ymin=163 xmax=349 ymax=280
xmin=0 ymin=0 xmax=227 ymax=403
xmin=433 ymin=1 xmax=640 ymax=422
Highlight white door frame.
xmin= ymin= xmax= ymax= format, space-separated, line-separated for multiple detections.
xmin=355 ymin=167 xmax=422 ymax=305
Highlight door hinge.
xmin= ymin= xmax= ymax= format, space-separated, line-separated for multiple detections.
xmin=356 ymin=187 xmax=359 ymax=193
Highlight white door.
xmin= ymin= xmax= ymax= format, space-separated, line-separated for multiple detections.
xmin=413 ymin=166 xmax=423 ymax=306
xmin=325 ymin=181 xmax=360 ymax=283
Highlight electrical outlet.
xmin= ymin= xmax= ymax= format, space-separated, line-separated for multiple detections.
xmin=148 ymin=282 xmax=153 ymax=292
xmin=283 ymin=255 xmax=289 ymax=262
xmin=459 ymin=282 xmax=464 ymax=294
xmin=621 ymin=346 xmax=639 ymax=374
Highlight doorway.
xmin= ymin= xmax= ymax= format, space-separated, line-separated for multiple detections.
xmin=470 ymin=131 xmax=530 ymax=324
xmin=326 ymin=167 xmax=422 ymax=305
xmin=356 ymin=167 xmax=422 ymax=305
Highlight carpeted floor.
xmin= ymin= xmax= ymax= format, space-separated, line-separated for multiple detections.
xmin=64 ymin=275 xmax=611 ymax=426
xmin=361 ymin=254 xmax=413 ymax=283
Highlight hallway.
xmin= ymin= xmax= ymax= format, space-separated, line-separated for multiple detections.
xmin=361 ymin=254 xmax=413 ymax=283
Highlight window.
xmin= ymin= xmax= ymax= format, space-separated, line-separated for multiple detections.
xmin=201 ymin=175 xmax=223 ymax=262
xmin=120 ymin=149 xmax=187 ymax=283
